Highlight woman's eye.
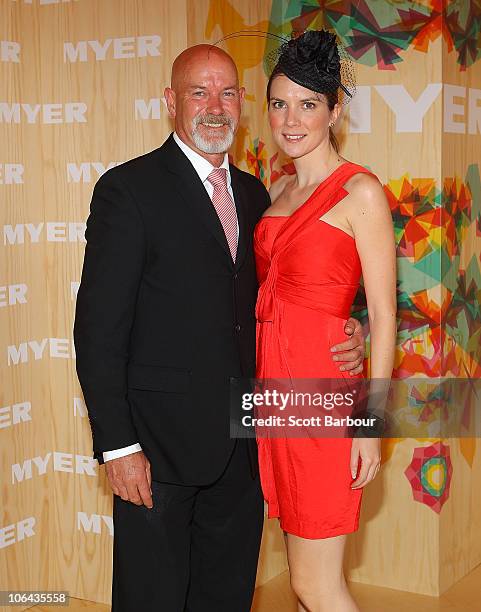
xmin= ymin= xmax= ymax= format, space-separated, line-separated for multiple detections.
xmin=303 ymin=102 xmax=316 ymax=110
xmin=272 ymin=101 xmax=285 ymax=109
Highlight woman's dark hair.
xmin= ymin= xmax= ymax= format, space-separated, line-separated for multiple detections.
xmin=266 ymin=71 xmax=340 ymax=155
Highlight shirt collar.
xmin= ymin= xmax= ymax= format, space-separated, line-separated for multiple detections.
xmin=173 ymin=132 xmax=231 ymax=188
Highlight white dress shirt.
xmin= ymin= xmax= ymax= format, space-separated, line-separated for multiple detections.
xmin=102 ymin=132 xmax=238 ymax=462
xmin=173 ymin=132 xmax=237 ymax=210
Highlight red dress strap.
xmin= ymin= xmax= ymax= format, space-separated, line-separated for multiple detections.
xmin=271 ymin=162 xmax=378 ymax=257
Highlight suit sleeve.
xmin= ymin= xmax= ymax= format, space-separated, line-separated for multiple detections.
xmin=73 ymin=170 xmax=146 ymax=462
xmin=251 ymin=175 xmax=271 ymax=217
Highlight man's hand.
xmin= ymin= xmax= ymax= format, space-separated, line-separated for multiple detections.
xmin=105 ymin=451 xmax=153 ymax=508
xmin=330 ymin=316 xmax=365 ymax=375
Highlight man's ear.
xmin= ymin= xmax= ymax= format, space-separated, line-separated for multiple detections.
xmin=239 ymin=86 xmax=246 ymax=105
xmin=164 ymin=87 xmax=176 ymax=118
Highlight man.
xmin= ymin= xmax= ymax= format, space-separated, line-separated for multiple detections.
xmin=73 ymin=44 xmax=364 ymax=612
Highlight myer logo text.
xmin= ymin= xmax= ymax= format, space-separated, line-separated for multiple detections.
xmin=0 ymin=401 xmax=32 ymax=429
xmin=64 ymin=35 xmax=160 ymax=62
xmin=0 ymin=283 xmax=27 ymax=307
xmin=8 ymin=338 xmax=76 ymax=365
xmin=135 ymin=98 xmax=166 ymax=120
xmin=350 ymin=83 xmax=481 ymax=134
xmin=0 ymin=102 xmax=86 ymax=124
xmin=12 ymin=452 xmax=97 ymax=483
xmin=0 ymin=517 xmax=35 ymax=549
xmin=77 ymin=512 xmax=113 ymax=536
xmin=67 ymin=162 xmax=122 ymax=183
xmin=3 ymin=222 xmax=86 ymax=244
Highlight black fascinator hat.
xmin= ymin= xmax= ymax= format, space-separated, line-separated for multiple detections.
xmin=266 ymin=29 xmax=355 ymax=104
xmin=211 ymin=28 xmax=356 ymax=104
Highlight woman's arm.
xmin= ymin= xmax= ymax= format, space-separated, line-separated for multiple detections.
xmin=347 ymin=173 xmax=397 ymax=488
xmin=350 ymin=173 xmax=397 ymax=382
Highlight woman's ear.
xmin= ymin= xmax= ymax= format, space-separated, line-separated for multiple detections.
xmin=332 ymin=102 xmax=342 ymax=124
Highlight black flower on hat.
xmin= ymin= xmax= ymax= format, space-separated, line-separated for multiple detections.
xmin=271 ymin=29 xmax=354 ymax=102
xmin=289 ymin=30 xmax=340 ymax=77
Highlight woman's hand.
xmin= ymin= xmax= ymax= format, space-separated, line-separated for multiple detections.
xmin=350 ymin=437 xmax=381 ymax=489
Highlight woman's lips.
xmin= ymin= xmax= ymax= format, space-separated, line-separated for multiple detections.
xmin=283 ymin=134 xmax=306 ymax=141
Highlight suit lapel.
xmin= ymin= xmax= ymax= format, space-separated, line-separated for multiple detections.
xmin=164 ymin=134 xmax=234 ymax=266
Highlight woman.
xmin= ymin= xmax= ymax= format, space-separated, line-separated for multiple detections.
xmin=254 ymin=30 xmax=397 ymax=611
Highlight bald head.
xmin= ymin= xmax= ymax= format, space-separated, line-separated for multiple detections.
xmin=171 ymin=45 xmax=239 ymax=91
xmin=164 ymin=44 xmax=244 ymax=164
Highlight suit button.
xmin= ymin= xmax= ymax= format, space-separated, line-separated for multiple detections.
xmin=233 ymin=273 xmax=238 ymax=280
xmin=235 ymin=324 xmax=241 ymax=332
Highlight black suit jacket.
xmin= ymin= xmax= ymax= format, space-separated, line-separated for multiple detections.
xmin=73 ymin=134 xmax=270 ymax=485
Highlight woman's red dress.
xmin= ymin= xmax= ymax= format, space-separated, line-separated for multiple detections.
xmin=254 ymin=161 xmax=378 ymax=539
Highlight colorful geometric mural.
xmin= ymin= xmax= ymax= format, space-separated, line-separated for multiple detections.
xmin=445 ymin=0 xmax=481 ymax=70
xmin=351 ymin=165 xmax=481 ymax=380
xmin=443 ymin=164 xmax=481 ymax=377
xmin=245 ymin=137 xmax=295 ymax=185
xmin=267 ymin=0 xmax=481 ymax=71
xmin=404 ymin=441 xmax=453 ymax=512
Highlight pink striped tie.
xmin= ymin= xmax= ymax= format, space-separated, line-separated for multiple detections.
xmin=207 ymin=167 xmax=238 ymax=262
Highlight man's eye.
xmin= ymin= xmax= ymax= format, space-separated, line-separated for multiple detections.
xmin=223 ymin=91 xmax=236 ymax=97
xmin=193 ymin=91 xmax=205 ymax=97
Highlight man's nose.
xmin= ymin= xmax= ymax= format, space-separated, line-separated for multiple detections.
xmin=206 ymin=93 xmax=223 ymax=114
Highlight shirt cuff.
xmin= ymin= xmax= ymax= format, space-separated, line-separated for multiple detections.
xmin=102 ymin=443 xmax=142 ymax=462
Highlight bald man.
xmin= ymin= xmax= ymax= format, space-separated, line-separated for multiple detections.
xmin=74 ymin=44 xmax=364 ymax=611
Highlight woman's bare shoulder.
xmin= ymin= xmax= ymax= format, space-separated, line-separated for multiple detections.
xmin=344 ymin=170 xmax=384 ymax=201
xmin=344 ymin=171 xmax=390 ymax=225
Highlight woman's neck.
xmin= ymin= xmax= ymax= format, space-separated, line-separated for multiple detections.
xmin=292 ymin=142 xmax=342 ymax=189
